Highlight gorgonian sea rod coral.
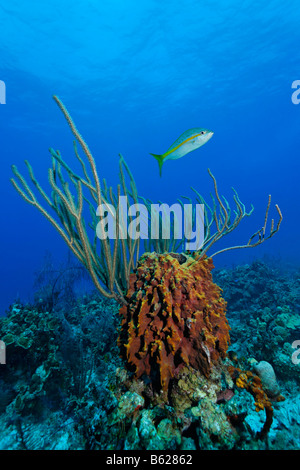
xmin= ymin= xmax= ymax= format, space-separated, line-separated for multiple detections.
xmin=11 ymin=96 xmax=282 ymax=306
xmin=118 ymin=252 xmax=230 ymax=393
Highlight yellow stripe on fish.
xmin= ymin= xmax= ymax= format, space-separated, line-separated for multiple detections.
xmin=150 ymin=127 xmax=213 ymax=176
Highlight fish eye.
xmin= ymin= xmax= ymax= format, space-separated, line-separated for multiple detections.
xmin=200 ymin=131 xmax=205 ymax=135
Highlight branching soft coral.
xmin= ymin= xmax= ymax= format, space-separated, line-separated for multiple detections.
xmin=10 ymin=96 xmax=282 ymax=306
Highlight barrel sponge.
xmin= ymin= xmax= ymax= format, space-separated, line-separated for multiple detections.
xmin=118 ymin=252 xmax=230 ymax=393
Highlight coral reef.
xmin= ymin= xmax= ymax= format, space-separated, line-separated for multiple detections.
xmin=100 ymin=363 xmax=240 ymax=450
xmin=118 ymin=252 xmax=230 ymax=394
xmin=0 ymin=293 xmax=120 ymax=424
xmin=7 ymin=98 xmax=290 ymax=450
xmin=213 ymin=259 xmax=300 ymax=385
xmin=6 ymin=98 xmax=290 ymax=451
xmin=1 ymin=256 xmax=300 ymax=450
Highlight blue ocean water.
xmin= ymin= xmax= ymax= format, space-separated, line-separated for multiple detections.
xmin=0 ymin=0 xmax=299 ymax=312
xmin=1 ymin=1 xmax=300 ymax=452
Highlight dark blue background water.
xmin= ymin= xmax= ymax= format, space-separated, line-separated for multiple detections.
xmin=1 ymin=0 xmax=299 ymax=313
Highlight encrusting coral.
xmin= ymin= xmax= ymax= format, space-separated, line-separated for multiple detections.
xmin=118 ymin=252 xmax=230 ymax=393
xmin=228 ymin=365 xmax=285 ymax=439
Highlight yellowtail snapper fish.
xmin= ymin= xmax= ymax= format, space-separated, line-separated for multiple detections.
xmin=150 ymin=127 xmax=214 ymax=176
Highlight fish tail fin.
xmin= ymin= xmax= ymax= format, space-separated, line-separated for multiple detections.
xmin=150 ymin=153 xmax=164 ymax=177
